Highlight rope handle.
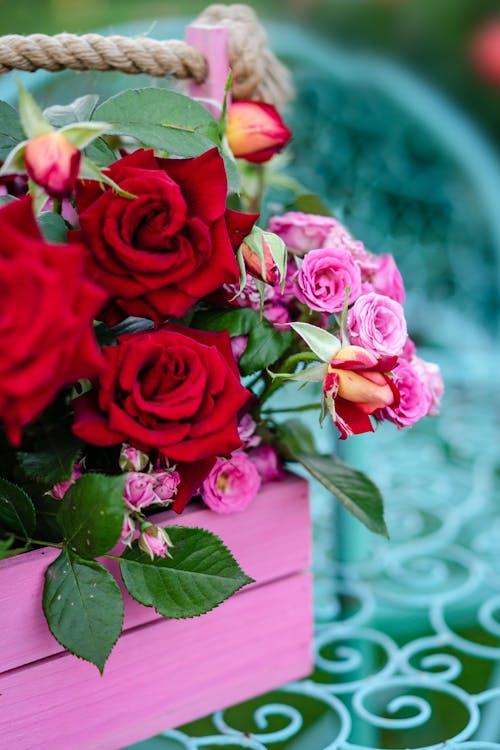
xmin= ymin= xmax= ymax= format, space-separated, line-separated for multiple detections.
xmin=0 ymin=4 xmax=293 ymax=108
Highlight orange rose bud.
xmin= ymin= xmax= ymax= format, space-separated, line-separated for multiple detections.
xmin=24 ymin=131 xmax=81 ymax=198
xmin=241 ymin=236 xmax=279 ymax=284
xmin=226 ymin=101 xmax=291 ymax=163
xmin=323 ymin=345 xmax=399 ymax=439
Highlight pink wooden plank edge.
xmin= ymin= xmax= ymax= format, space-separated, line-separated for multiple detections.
xmin=185 ymin=23 xmax=230 ymax=115
xmin=0 ymin=474 xmax=310 ymax=673
xmin=0 ymin=571 xmax=313 ymax=750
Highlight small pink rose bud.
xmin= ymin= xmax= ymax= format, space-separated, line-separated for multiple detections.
xmin=138 ymin=524 xmax=173 ymax=560
xmin=120 ymin=514 xmax=135 ymax=547
xmin=150 ymin=470 xmax=180 ymax=503
xmin=24 ymin=131 xmax=81 ymax=198
xmin=226 ymin=101 xmax=291 ymax=163
xmin=119 ymin=445 xmax=150 ymax=472
xmin=238 ymin=413 xmax=261 ymax=448
xmin=123 ymin=472 xmax=157 ymax=511
xmin=50 ymin=463 xmax=83 ymax=500
xmin=248 ymin=444 xmax=283 ymax=482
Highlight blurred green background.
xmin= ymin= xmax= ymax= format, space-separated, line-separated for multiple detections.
xmin=1 ymin=0 xmax=500 ymax=146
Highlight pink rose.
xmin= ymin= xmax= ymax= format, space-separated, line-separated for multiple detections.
xmin=366 ymin=254 xmax=405 ymax=304
xmin=150 ymin=470 xmax=180 ymax=503
xmin=238 ymin=414 xmax=261 ymax=448
xmin=412 ymin=356 xmax=444 ymax=416
xmin=263 ymin=303 xmax=291 ymax=326
xmin=138 ymin=525 xmax=173 ymax=560
xmin=119 ymin=445 xmax=149 ymax=472
xmin=248 ymin=444 xmax=283 ymax=482
xmin=269 ymin=212 xmax=350 ymax=256
xmin=378 ymin=359 xmax=430 ymax=428
xmin=50 ymin=463 xmax=83 ymax=500
xmin=123 ymin=472 xmax=157 ymax=511
xmin=402 ymin=337 xmax=417 ymax=360
xmin=230 ymin=335 xmax=248 ymax=362
xmin=348 ymin=292 xmax=407 ymax=357
xmin=295 ymin=247 xmax=362 ymax=312
xmin=201 ymin=452 xmax=261 ymax=513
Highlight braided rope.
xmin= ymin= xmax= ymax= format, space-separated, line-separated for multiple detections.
xmin=0 ymin=4 xmax=293 ymax=107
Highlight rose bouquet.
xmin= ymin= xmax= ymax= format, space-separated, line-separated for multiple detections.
xmin=0 ymin=79 xmax=442 ymax=672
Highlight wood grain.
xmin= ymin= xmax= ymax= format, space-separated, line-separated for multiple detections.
xmin=0 ymin=571 xmax=313 ymax=750
xmin=0 ymin=475 xmax=310 ymax=673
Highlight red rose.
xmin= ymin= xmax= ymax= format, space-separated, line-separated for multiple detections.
xmin=0 ymin=197 xmax=106 ymax=444
xmin=72 ymin=325 xmax=250 ymax=512
xmin=71 ymin=148 xmax=257 ymax=325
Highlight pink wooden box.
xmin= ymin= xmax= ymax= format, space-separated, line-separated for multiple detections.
xmin=0 ymin=473 xmax=312 ymax=750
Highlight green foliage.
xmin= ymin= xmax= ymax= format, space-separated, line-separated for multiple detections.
xmin=0 ymin=535 xmax=14 ymax=560
xmin=276 ymin=418 xmax=317 ymax=456
xmin=292 ymin=453 xmax=389 ymax=537
xmin=37 ymin=211 xmax=68 ymax=243
xmin=0 ymin=101 xmax=24 ymax=160
xmin=292 ymin=193 xmax=333 ymax=216
xmin=44 ymin=95 xmax=99 ymax=127
xmin=0 ymin=195 xmax=16 ymax=207
xmin=93 ymin=88 xmax=219 ymax=157
xmin=94 ymin=317 xmax=154 ymax=347
xmin=43 ymin=548 xmax=123 ymax=673
xmin=57 ymin=473 xmax=125 ymax=558
xmin=0 ymin=478 xmax=36 ymax=537
xmin=192 ymin=307 xmax=292 ymax=376
xmin=120 ymin=526 xmax=253 ymax=619
xmin=18 ymin=428 xmax=83 ymax=486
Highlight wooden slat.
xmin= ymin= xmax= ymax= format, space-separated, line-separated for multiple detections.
xmin=0 ymin=475 xmax=310 ymax=673
xmin=0 ymin=571 xmax=313 ymax=750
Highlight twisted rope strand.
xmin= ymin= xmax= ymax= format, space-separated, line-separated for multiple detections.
xmin=0 ymin=4 xmax=293 ymax=107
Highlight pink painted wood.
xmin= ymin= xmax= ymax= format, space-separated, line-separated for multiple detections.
xmin=0 ymin=571 xmax=312 ymax=750
xmin=0 ymin=475 xmax=310 ymax=674
xmin=185 ymin=23 xmax=230 ymax=115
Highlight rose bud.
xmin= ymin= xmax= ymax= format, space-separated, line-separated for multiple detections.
xmin=123 ymin=472 xmax=157 ymax=511
xmin=226 ymin=101 xmax=291 ymax=163
xmin=323 ymin=345 xmax=400 ymax=439
xmin=24 ymin=131 xmax=81 ymax=197
xmin=50 ymin=463 xmax=83 ymax=500
xmin=241 ymin=236 xmax=279 ymax=284
xmin=138 ymin=524 xmax=173 ymax=560
xmin=120 ymin=514 xmax=135 ymax=548
xmin=119 ymin=444 xmax=150 ymax=473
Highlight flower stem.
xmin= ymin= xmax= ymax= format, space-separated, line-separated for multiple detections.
xmin=261 ymin=403 xmax=320 ymax=414
xmin=52 ymin=197 xmax=62 ymax=215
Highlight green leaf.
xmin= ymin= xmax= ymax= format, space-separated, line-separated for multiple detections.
xmin=93 ymin=88 xmax=220 ymax=157
xmin=84 ymin=137 xmax=117 ymax=167
xmin=290 ymin=322 xmax=341 ymax=362
xmin=43 ymin=548 xmax=123 ymax=673
xmin=192 ymin=307 xmax=292 ymax=376
xmin=59 ymin=121 xmax=110 ymax=149
xmin=293 ymin=453 xmax=388 ymax=537
xmin=120 ymin=526 xmax=253 ymax=618
xmin=0 ymin=100 xmax=24 ymax=160
xmin=94 ymin=316 xmax=154 ymax=347
xmin=0 ymin=195 xmax=17 ymax=207
xmin=17 ymin=82 xmax=53 ymax=139
xmin=37 ymin=211 xmax=68 ymax=243
xmin=292 ymin=193 xmax=333 ymax=216
xmin=0 ymin=140 xmax=26 ymax=175
xmin=57 ymin=473 xmax=125 ymax=557
xmin=0 ymin=478 xmax=36 ymax=537
xmin=44 ymin=95 xmax=100 ymax=127
xmin=0 ymin=535 xmax=14 ymax=559
xmin=276 ymin=419 xmax=317 ymax=456
xmin=18 ymin=426 xmax=83 ymax=485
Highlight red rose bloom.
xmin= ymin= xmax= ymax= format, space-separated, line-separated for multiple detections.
xmin=72 ymin=325 xmax=250 ymax=512
xmin=0 ymin=197 xmax=106 ymax=444
xmin=71 ymin=148 xmax=257 ymax=325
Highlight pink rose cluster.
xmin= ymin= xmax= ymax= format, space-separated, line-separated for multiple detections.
xmin=267 ymin=211 xmax=443 ymax=431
